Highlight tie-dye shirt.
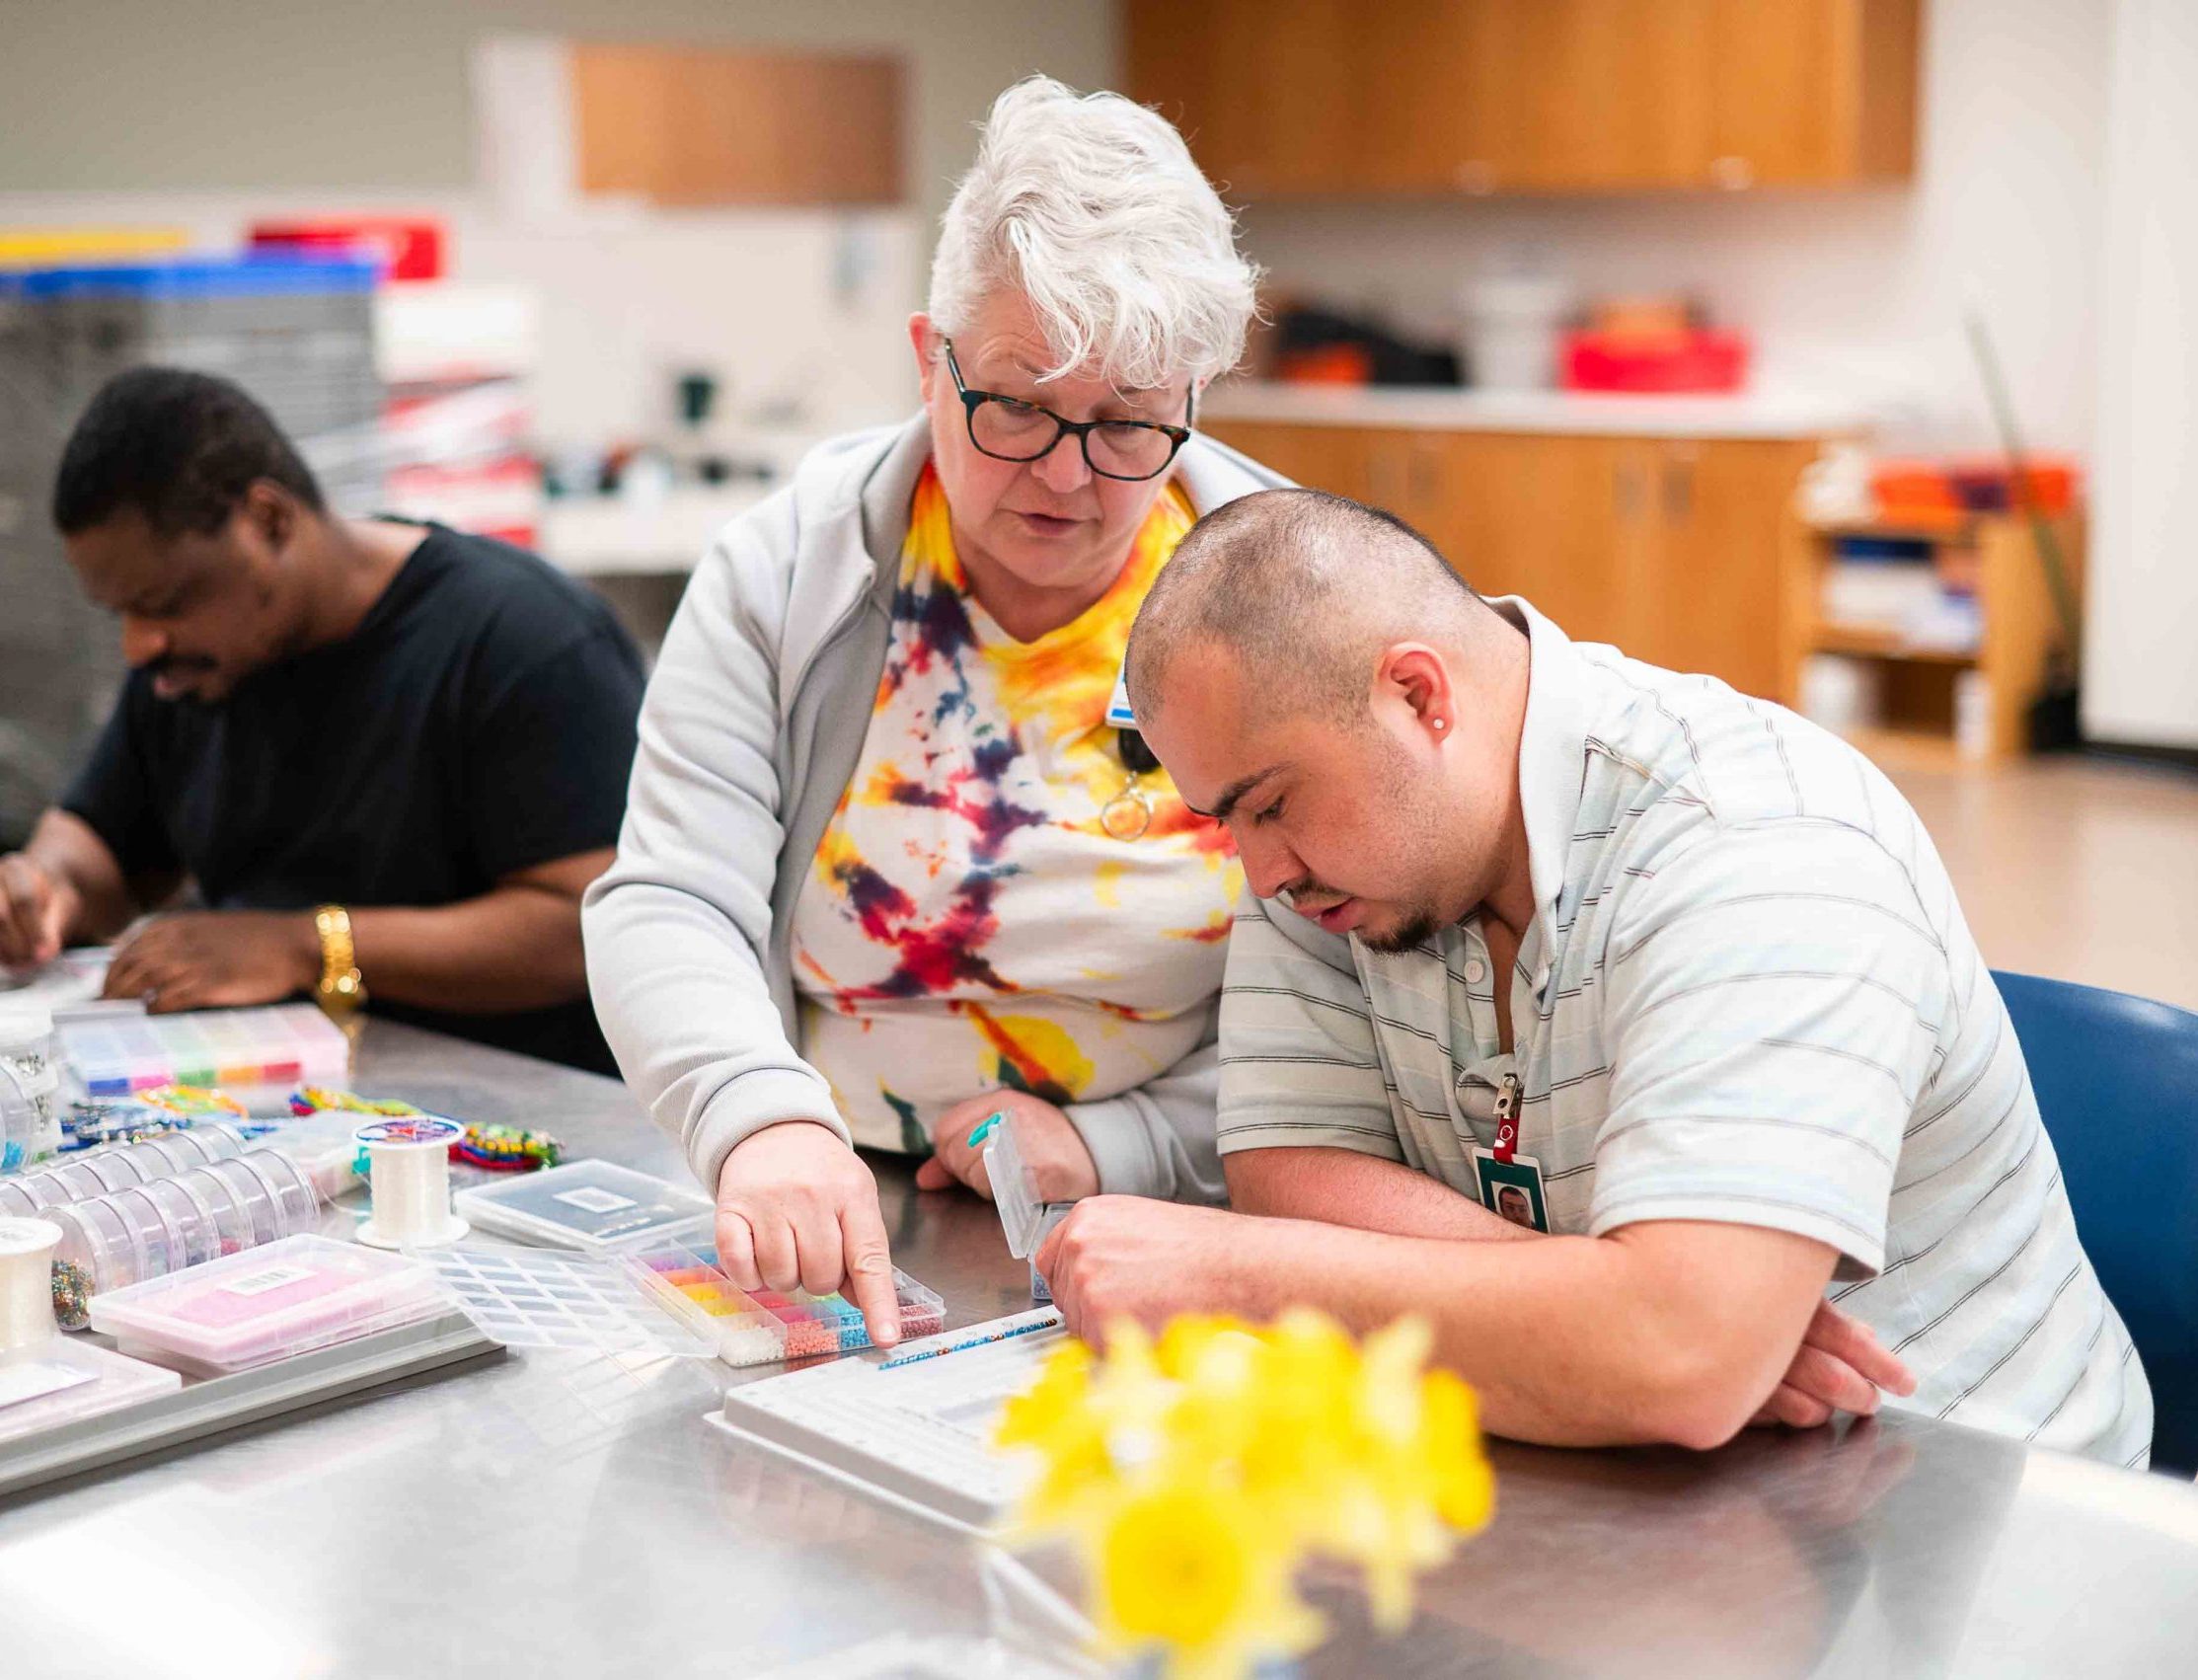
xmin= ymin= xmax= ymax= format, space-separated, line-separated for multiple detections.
xmin=790 ymin=465 xmax=1243 ymax=1154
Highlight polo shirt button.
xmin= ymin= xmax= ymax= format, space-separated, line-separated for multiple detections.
xmin=1465 ymin=957 xmax=1487 ymax=984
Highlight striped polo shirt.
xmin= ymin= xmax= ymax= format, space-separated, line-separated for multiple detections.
xmin=1218 ymin=599 xmax=2152 ymax=1467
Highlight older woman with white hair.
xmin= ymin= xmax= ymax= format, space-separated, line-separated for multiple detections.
xmin=582 ymin=76 xmax=1283 ymax=1339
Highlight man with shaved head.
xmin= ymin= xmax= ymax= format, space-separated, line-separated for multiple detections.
xmin=1032 ymin=488 xmax=2150 ymax=1465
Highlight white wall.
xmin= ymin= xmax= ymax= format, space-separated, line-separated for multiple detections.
xmin=0 ymin=0 xmax=1116 ymax=227
xmin=2083 ymin=0 xmax=2198 ymax=749
xmin=1237 ymin=0 xmax=2113 ymax=455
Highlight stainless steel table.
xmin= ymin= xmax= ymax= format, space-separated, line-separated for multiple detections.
xmin=3 ymin=1021 xmax=2194 ymax=1678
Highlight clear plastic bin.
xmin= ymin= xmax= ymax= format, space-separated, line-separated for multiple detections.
xmin=109 ymin=1184 xmax=188 ymax=1277
xmin=173 ymin=1166 xmax=257 ymax=1260
xmin=88 ymin=1235 xmax=445 ymax=1374
xmin=453 ymin=1159 xmax=713 ymax=1256
xmin=80 ymin=1149 xmax=149 ymax=1194
xmin=0 ymin=1335 xmax=182 ymax=1445
xmin=202 ymin=1157 xmax=280 ymax=1246
xmin=46 ymin=1198 xmax=143 ymax=1295
xmin=135 ymin=1177 xmax=222 ymax=1269
xmin=238 ymin=1150 xmax=321 ymax=1233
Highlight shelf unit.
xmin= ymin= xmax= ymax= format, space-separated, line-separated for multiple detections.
xmin=1779 ymin=510 xmax=2085 ymax=767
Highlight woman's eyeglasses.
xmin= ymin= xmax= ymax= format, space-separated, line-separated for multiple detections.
xmin=943 ymin=339 xmax=1193 ymax=483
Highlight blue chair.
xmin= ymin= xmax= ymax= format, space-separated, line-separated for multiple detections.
xmin=1995 ymin=969 xmax=2198 ymax=1475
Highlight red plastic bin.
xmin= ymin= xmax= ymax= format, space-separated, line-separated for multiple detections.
xmin=1561 ymin=329 xmax=1749 ymax=394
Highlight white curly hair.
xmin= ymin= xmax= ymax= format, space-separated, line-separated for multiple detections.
xmin=927 ymin=75 xmax=1263 ymax=393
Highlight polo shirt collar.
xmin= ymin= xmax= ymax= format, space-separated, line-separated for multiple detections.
xmin=1487 ymin=596 xmax=1594 ymax=988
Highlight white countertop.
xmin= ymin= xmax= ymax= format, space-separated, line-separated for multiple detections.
xmin=538 ymin=483 xmax=774 ymax=576
xmin=1200 ymin=381 xmax=1875 ymax=440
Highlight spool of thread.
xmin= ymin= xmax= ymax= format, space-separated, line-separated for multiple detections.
xmin=353 ymin=1116 xmax=468 ymax=1250
xmin=0 ymin=1217 xmax=63 ymax=1350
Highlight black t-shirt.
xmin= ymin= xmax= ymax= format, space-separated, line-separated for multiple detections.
xmin=62 ymin=522 xmax=644 ymax=1074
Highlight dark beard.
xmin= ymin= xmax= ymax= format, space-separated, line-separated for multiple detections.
xmin=1360 ymin=909 xmax=1443 ymax=955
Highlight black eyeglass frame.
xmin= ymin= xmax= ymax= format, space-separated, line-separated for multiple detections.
xmin=942 ymin=338 xmax=1195 ymax=482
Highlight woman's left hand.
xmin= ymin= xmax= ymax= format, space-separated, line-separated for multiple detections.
xmin=916 ymin=1091 xmax=1100 ymax=1203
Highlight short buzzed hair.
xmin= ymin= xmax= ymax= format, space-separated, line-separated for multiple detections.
xmin=52 ymin=366 xmax=324 ymax=538
xmin=1128 ymin=488 xmax=1495 ymax=725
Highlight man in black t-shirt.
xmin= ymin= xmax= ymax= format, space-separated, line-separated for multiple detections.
xmin=0 ymin=367 xmax=644 ymax=1074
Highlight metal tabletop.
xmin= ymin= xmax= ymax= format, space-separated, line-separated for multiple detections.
xmin=3 ymin=1021 xmax=2194 ymax=1678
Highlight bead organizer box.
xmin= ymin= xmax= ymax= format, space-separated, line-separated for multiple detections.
xmin=623 ymin=1239 xmax=946 ymax=1366
xmin=59 ymin=1004 xmax=349 ymax=1108
xmin=453 ymin=1159 xmax=715 ymax=1255
xmin=89 ymin=1235 xmax=449 ymax=1376
xmin=423 ymin=1236 xmax=946 ymax=1368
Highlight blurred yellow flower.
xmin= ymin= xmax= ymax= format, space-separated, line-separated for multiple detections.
xmin=1093 ymin=1481 xmax=1322 ymax=1680
xmin=994 ymin=1310 xmax=1493 ymax=1679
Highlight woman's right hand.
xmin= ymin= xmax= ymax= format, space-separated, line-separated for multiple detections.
xmin=715 ymin=1119 xmax=902 ymax=1347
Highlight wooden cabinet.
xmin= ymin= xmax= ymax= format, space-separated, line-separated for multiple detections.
xmin=570 ymin=45 xmax=904 ymax=206
xmin=1126 ymin=0 xmax=1920 ymax=196
xmin=1201 ymin=420 xmax=1820 ymax=698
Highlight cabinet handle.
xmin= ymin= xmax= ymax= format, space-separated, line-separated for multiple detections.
xmin=1710 ymin=155 xmax=1755 ymax=191
xmin=1407 ymin=442 xmax=1438 ymax=508
xmin=1454 ymin=160 xmax=1496 ymax=195
xmin=1662 ymin=455 xmax=1694 ymax=522
xmin=1614 ymin=460 xmax=1647 ymax=520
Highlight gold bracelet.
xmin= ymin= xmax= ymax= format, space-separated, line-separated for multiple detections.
xmin=314 ymin=904 xmax=367 ymax=1017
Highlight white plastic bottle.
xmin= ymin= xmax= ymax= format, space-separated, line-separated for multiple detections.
xmin=0 ymin=1006 xmax=65 ymax=1173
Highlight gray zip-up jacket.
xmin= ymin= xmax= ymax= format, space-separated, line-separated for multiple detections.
xmin=582 ymin=413 xmax=1288 ymax=1203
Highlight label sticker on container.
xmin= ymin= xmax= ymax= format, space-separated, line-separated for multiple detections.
xmin=0 ymin=1360 xmax=98 ymax=1412
xmin=553 ymin=1187 xmax=637 ymax=1215
xmin=220 ymin=1263 xmax=317 ymax=1298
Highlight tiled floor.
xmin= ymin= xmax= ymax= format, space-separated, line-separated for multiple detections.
xmin=1887 ymin=753 xmax=2198 ymax=1012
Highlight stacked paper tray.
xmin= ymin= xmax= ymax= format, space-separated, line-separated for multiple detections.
xmin=452 ymin=1159 xmax=715 ymax=1256
xmin=60 ymin=1005 xmax=349 ymax=1103
xmin=621 ymin=1237 xmax=946 ymax=1366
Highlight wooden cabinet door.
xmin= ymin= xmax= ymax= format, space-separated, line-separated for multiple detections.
xmin=1126 ymin=0 xmax=1369 ymax=197
xmin=1706 ymin=0 xmax=1920 ymax=188
xmin=570 ymin=45 xmax=902 ymax=205
xmin=1197 ymin=420 xmax=1388 ymax=503
xmin=1470 ymin=0 xmax=1717 ymax=191
xmin=1425 ymin=432 xmax=1656 ymax=647
xmin=1640 ymin=438 xmax=1817 ymax=697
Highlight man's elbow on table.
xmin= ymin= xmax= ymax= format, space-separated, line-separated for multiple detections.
xmin=1539 ymin=1222 xmax=1843 ymax=1453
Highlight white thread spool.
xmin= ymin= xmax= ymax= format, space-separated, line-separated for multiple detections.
xmin=0 ymin=1216 xmax=62 ymax=1350
xmin=353 ymin=1116 xmax=469 ymax=1250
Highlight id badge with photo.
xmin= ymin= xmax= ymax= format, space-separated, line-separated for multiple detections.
xmin=1474 ymin=1147 xmax=1551 ymax=1234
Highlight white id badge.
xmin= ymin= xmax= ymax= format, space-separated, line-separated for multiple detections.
xmin=1473 ymin=1147 xmax=1550 ymax=1233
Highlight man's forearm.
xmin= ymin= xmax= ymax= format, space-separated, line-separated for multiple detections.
xmin=350 ymin=885 xmax=589 ymax=1013
xmin=1225 ymin=1145 xmax=1541 ymax=1243
xmin=1204 ymin=1214 xmax=1824 ymax=1449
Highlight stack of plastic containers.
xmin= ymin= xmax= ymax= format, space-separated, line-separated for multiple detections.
xmin=0 ymin=1004 xmax=64 ymax=1172
xmin=89 ymin=1235 xmax=448 ymax=1377
xmin=38 ymin=1150 xmax=322 ymax=1326
xmin=0 ymin=1122 xmax=249 ymax=1214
